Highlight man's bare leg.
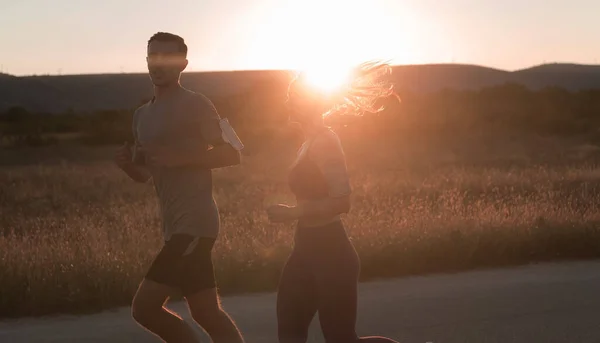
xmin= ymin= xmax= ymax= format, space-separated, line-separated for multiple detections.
xmin=131 ymin=279 xmax=199 ymax=343
xmin=186 ymin=287 xmax=245 ymax=343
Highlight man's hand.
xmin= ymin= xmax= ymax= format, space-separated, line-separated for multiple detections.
xmin=266 ymin=204 xmax=301 ymax=223
xmin=115 ymin=141 xmax=151 ymax=183
xmin=115 ymin=142 xmax=133 ymax=169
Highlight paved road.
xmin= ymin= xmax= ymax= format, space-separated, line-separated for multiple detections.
xmin=1 ymin=260 xmax=600 ymax=343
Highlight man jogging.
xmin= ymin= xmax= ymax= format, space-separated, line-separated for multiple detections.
xmin=115 ymin=32 xmax=244 ymax=343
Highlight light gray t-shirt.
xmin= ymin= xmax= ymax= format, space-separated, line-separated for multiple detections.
xmin=132 ymin=87 xmax=224 ymax=240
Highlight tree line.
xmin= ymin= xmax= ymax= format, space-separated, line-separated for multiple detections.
xmin=1 ymin=82 xmax=600 ymax=149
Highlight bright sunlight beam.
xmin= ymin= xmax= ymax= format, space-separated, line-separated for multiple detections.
xmin=303 ymin=65 xmax=352 ymax=93
xmin=245 ymin=0 xmax=419 ymax=92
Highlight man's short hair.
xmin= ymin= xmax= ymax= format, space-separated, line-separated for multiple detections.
xmin=147 ymin=32 xmax=188 ymax=56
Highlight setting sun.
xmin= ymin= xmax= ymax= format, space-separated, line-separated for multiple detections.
xmin=243 ymin=0 xmax=417 ymax=77
xmin=302 ymin=65 xmax=352 ymax=93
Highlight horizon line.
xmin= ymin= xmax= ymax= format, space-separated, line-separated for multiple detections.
xmin=2 ymin=61 xmax=599 ymax=78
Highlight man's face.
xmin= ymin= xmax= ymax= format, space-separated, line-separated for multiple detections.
xmin=146 ymin=40 xmax=188 ymax=86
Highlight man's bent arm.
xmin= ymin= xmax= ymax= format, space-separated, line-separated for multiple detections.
xmin=198 ymin=144 xmax=240 ymax=169
xmin=174 ymin=144 xmax=240 ymax=169
xmin=190 ymin=93 xmax=241 ymax=169
xmin=120 ymin=163 xmax=152 ymax=183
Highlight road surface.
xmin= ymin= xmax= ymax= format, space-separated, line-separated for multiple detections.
xmin=1 ymin=260 xmax=600 ymax=342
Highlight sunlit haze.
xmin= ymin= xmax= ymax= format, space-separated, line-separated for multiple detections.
xmin=303 ymin=66 xmax=353 ymax=93
xmin=2 ymin=0 xmax=599 ymax=76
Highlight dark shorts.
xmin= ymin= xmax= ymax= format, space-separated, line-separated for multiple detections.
xmin=145 ymin=234 xmax=217 ymax=297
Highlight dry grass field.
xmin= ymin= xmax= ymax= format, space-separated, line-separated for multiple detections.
xmin=2 ymin=130 xmax=600 ymax=319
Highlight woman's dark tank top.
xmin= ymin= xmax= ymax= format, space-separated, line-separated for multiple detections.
xmin=287 ymin=130 xmax=351 ymax=244
xmin=288 ymin=152 xmax=329 ymax=201
xmin=288 ymin=130 xmax=331 ymax=201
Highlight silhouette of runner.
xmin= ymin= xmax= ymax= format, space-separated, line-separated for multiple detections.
xmin=267 ymin=62 xmax=401 ymax=343
xmin=115 ymin=32 xmax=244 ymax=343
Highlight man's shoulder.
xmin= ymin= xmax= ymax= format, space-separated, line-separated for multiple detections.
xmin=180 ymin=88 xmax=219 ymax=117
xmin=181 ymin=88 xmax=213 ymax=104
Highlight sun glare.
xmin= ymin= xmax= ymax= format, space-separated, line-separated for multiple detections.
xmin=245 ymin=1 xmax=418 ymax=81
xmin=302 ymin=65 xmax=352 ymax=93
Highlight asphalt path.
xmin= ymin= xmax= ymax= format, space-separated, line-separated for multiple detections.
xmin=1 ymin=260 xmax=600 ymax=342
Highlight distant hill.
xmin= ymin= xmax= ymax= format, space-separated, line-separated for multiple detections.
xmin=512 ymin=63 xmax=600 ymax=90
xmin=2 ymin=63 xmax=600 ymax=113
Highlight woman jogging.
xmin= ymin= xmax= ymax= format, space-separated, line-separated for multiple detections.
xmin=266 ymin=61 xmax=400 ymax=343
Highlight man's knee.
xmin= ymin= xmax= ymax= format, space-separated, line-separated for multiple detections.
xmin=190 ymin=304 xmax=223 ymax=325
xmin=277 ymin=319 xmax=311 ymax=343
xmin=131 ymin=279 xmax=172 ymax=326
xmin=186 ymin=287 xmax=224 ymax=325
xmin=131 ymin=299 xmax=159 ymax=327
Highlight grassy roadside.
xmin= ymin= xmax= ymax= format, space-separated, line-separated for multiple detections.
xmin=2 ymin=141 xmax=600 ymax=319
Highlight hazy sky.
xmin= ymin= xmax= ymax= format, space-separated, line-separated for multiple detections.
xmin=1 ymin=0 xmax=598 ymax=76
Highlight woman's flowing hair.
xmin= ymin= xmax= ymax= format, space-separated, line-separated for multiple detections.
xmin=288 ymin=60 xmax=400 ymax=118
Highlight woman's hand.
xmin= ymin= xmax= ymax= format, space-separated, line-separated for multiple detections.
xmin=266 ymin=204 xmax=301 ymax=223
